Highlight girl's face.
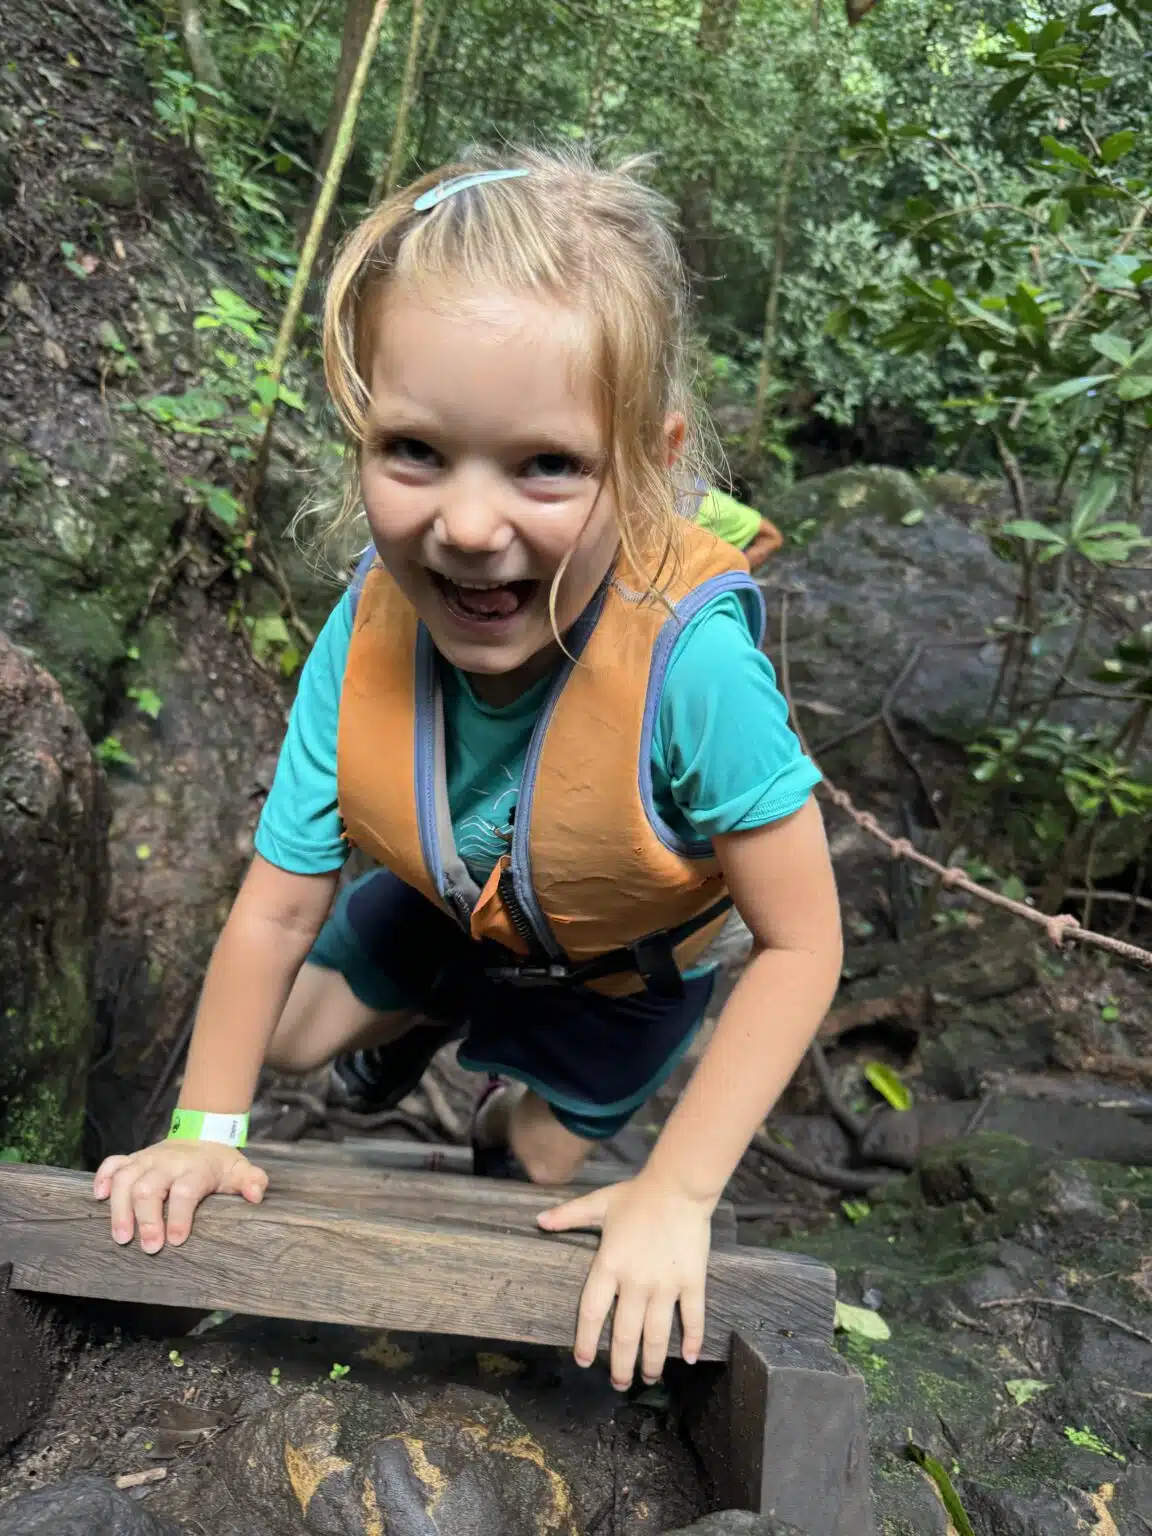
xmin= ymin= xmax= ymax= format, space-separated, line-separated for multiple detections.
xmin=359 ymin=283 xmax=624 ymax=704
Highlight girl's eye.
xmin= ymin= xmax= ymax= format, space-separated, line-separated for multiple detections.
xmin=384 ymin=436 xmax=440 ymax=467
xmin=522 ymin=452 xmax=587 ymax=479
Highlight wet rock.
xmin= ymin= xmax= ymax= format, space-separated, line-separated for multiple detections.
xmin=0 ymin=1475 xmax=181 ymax=1535
xmin=766 ymin=1135 xmax=1152 ymax=1536
xmin=661 ymin=1514 xmax=809 ymax=1534
xmin=70 ymin=156 xmax=171 ymax=212
xmin=0 ymin=635 xmax=107 ymax=1163
xmin=214 ymin=1385 xmax=580 ymax=1536
xmin=760 ymin=468 xmax=1011 ymax=745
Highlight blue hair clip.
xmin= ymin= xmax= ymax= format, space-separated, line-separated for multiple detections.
xmin=413 ymin=168 xmax=530 ymax=212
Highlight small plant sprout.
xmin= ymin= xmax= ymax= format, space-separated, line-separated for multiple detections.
xmin=1064 ymin=1426 xmax=1126 ymax=1461
xmin=168 ymin=1349 xmax=184 ymax=1368
xmin=270 ymin=1366 xmax=281 ymax=1385
xmin=328 ymin=1362 xmax=350 ymax=1381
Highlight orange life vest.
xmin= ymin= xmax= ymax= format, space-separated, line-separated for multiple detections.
xmin=337 ymin=523 xmax=764 ymax=995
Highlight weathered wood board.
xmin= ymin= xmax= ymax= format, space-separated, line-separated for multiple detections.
xmin=251 ymin=1144 xmax=740 ymax=1247
xmin=0 ymin=1164 xmax=832 ymax=1360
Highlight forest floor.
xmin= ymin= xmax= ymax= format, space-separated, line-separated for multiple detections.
xmin=2 ymin=0 xmax=1152 ymax=1531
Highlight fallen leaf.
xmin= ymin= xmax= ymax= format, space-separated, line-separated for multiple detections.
xmin=864 ymin=1061 xmax=913 ymax=1111
xmin=834 ymin=1300 xmax=891 ymax=1341
xmin=113 ymin=237 xmax=127 ymax=261
xmin=43 ymin=338 xmax=68 ymax=368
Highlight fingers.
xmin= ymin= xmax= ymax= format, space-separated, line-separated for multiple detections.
xmin=164 ymin=1167 xmax=220 ymax=1246
xmin=108 ymin=1161 xmax=141 ymax=1246
xmin=132 ymin=1175 xmax=167 ymax=1255
xmin=92 ymin=1155 xmax=129 ymax=1201
xmin=573 ymin=1261 xmax=617 ymax=1369
xmin=640 ymin=1292 xmax=676 ymax=1385
xmin=678 ymin=1282 xmax=707 ymax=1368
xmin=608 ymin=1286 xmax=648 ymax=1392
xmin=536 ymin=1189 xmax=606 ymax=1233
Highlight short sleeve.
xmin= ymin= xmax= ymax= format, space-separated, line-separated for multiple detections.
xmin=253 ymin=590 xmax=354 ymax=874
xmin=652 ymin=592 xmax=821 ymax=839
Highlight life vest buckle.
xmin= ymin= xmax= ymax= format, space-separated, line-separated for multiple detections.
xmin=482 ymin=960 xmax=573 ymax=987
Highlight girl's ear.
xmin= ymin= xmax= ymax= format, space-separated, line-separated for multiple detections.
xmin=663 ymin=411 xmax=687 ymax=467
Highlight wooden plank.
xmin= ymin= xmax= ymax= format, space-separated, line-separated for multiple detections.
xmin=0 ymin=1166 xmax=832 ymax=1362
xmin=254 ymin=1136 xmax=635 ymax=1186
xmin=676 ymin=1331 xmax=874 ymax=1531
xmin=251 ymin=1148 xmax=740 ymax=1248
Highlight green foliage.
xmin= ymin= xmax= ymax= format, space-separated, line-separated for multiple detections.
xmin=864 ymin=1062 xmax=913 ymax=1111
xmin=906 ymin=1444 xmax=976 ymax=1536
xmin=1063 ymin=1424 xmax=1126 ymax=1460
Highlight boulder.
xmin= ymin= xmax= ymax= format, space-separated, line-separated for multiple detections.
xmin=214 ymin=1384 xmax=580 ymax=1536
xmin=661 ymin=1514 xmax=809 ymax=1534
xmin=0 ymin=1476 xmax=181 ymax=1536
xmin=0 ymin=634 xmax=107 ymax=1164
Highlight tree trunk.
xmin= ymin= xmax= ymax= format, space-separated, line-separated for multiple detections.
xmin=415 ymin=0 xmax=455 ymax=164
xmin=679 ymin=0 xmax=740 ymax=291
xmin=301 ymin=0 xmax=379 ymax=232
xmin=369 ymin=0 xmax=425 ymax=204
xmin=744 ymin=131 xmax=800 ymax=469
xmin=179 ymin=0 xmax=225 ymax=92
xmin=250 ymin=0 xmax=393 ymax=513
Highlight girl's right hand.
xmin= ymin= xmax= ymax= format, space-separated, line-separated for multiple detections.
xmin=92 ymin=1141 xmax=269 ymax=1254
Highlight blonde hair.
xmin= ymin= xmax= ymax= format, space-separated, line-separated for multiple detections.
xmin=314 ymin=143 xmax=717 ymax=607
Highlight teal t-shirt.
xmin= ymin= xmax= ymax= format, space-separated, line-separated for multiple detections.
xmin=254 ymin=588 xmax=820 ymax=882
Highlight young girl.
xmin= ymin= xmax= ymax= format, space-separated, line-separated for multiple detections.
xmin=94 ymin=148 xmax=842 ymax=1392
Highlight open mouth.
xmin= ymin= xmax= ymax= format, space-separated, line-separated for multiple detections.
xmin=429 ymin=571 xmax=540 ymax=625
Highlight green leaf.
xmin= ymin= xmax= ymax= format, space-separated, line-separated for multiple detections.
xmin=835 ymin=1301 xmax=891 ymax=1341
xmin=1048 ymin=200 xmax=1070 ymax=233
xmin=906 ymin=1446 xmax=976 ymax=1536
xmin=1117 ymin=374 xmax=1152 ymax=400
xmin=206 ymin=486 xmax=243 ymax=527
xmin=1006 ymin=1378 xmax=1051 ymax=1405
xmin=127 ymin=685 xmax=163 ymax=719
xmin=1071 ymin=474 xmax=1118 ymax=533
xmin=1040 ymin=136 xmax=1093 ymax=172
xmin=864 ymin=1061 xmax=913 ymax=1111
xmin=1035 ymin=375 xmax=1112 ymax=403
xmin=0 ymin=1147 xmax=22 ymax=1163
xmin=841 ymin=1200 xmax=871 ymax=1223
xmin=989 ymin=75 xmax=1031 ymax=114
xmin=1090 ymin=332 xmax=1133 ymax=366
xmin=1001 ymin=519 xmax=1066 ymax=544
xmin=1064 ymin=1426 xmax=1126 ymax=1461
xmin=1100 ymin=129 xmax=1137 ymax=164
xmin=901 ymin=509 xmax=925 ymax=526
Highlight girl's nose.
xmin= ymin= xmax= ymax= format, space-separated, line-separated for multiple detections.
xmin=433 ymin=469 xmax=514 ymax=554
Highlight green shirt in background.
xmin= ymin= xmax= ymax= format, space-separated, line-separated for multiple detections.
xmin=694 ymin=486 xmax=761 ymax=551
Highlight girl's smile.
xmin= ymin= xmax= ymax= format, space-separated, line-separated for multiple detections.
xmin=360 ymin=285 xmax=620 ymax=702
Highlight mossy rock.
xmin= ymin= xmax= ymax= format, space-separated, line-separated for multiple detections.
xmin=0 ymin=431 xmax=183 ymax=733
xmin=768 ymin=1136 xmax=1152 ymax=1535
xmin=0 ymin=637 xmax=108 ymax=1166
xmin=767 ymin=466 xmax=932 ymax=533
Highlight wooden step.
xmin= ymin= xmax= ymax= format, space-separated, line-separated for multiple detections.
xmin=0 ymin=1163 xmax=831 ymax=1361
xmin=250 ymin=1144 xmax=740 ymax=1247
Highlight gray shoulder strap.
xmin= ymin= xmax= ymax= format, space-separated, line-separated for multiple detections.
xmin=348 ymin=545 xmax=377 ymax=617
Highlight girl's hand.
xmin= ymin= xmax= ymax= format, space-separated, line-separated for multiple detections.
xmin=537 ymin=1173 xmax=712 ymax=1389
xmin=92 ymin=1141 xmax=268 ymax=1254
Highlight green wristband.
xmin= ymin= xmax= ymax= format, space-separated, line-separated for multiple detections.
xmin=168 ymin=1109 xmax=249 ymax=1148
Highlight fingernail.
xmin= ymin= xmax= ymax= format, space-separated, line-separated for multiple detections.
xmin=112 ymin=1227 xmax=131 ymax=1244
xmin=141 ymin=1237 xmax=162 ymax=1255
xmin=683 ymin=1352 xmax=698 ymax=1366
xmin=642 ymin=1374 xmax=658 ymax=1386
xmin=575 ymin=1355 xmax=592 ymax=1368
xmin=612 ymin=1379 xmax=629 ymax=1393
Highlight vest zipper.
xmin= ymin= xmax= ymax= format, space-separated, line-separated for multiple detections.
xmin=498 ymin=866 xmax=545 ymax=958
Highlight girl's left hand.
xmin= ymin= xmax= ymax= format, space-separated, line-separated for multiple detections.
xmin=537 ymin=1173 xmax=712 ymax=1388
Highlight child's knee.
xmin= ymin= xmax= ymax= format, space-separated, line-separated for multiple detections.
xmin=507 ymin=1092 xmax=593 ymax=1185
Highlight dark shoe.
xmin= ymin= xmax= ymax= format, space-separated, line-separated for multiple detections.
xmin=331 ymin=1020 xmax=464 ymax=1113
xmin=470 ymin=1076 xmax=531 ymax=1180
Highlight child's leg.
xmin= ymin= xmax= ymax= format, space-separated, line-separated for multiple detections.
xmin=481 ymin=1084 xmax=595 ymax=1185
xmin=264 ymin=962 xmax=422 ymax=1074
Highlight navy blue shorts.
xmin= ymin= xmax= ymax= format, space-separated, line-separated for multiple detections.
xmin=307 ymin=868 xmax=714 ymax=1140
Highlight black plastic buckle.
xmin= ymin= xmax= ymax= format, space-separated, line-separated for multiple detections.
xmin=628 ymin=935 xmax=685 ymax=999
xmin=482 ymin=961 xmax=572 ymax=988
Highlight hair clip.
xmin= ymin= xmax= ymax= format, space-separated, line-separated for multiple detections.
xmin=413 ymin=168 xmax=530 ymax=212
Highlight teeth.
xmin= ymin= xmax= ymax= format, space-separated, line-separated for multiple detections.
xmin=445 ymin=577 xmax=513 ymax=590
